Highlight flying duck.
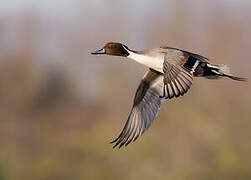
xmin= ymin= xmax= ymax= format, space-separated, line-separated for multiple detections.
xmin=91 ymin=42 xmax=247 ymax=148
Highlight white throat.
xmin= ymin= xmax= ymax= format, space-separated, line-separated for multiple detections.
xmin=127 ymin=50 xmax=164 ymax=73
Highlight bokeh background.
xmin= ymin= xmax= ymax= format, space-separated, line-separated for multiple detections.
xmin=0 ymin=0 xmax=251 ymax=179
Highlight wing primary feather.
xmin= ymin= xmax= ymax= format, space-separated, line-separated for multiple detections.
xmin=111 ymin=69 xmax=164 ymax=148
xmin=118 ymin=111 xmax=138 ymax=148
xmin=111 ymin=111 xmax=134 ymax=148
xmin=169 ymin=70 xmax=180 ymax=97
xmin=175 ymin=78 xmax=185 ymax=95
xmin=110 ymin=119 xmax=129 ymax=144
xmin=125 ymin=121 xmax=139 ymax=146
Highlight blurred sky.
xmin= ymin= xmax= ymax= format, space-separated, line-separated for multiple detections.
xmin=1 ymin=0 xmax=251 ymax=98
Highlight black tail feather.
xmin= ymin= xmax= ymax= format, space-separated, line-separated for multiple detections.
xmin=198 ymin=63 xmax=248 ymax=82
xmin=223 ymin=74 xmax=248 ymax=82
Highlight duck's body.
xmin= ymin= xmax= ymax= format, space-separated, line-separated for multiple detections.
xmin=92 ymin=42 xmax=247 ymax=148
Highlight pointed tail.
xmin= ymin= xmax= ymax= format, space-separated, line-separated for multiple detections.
xmin=222 ymin=74 xmax=248 ymax=81
xmin=206 ymin=64 xmax=248 ymax=82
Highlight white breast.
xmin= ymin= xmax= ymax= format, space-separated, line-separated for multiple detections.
xmin=128 ymin=51 xmax=164 ymax=73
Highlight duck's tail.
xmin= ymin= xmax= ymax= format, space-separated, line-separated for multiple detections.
xmin=202 ymin=63 xmax=248 ymax=82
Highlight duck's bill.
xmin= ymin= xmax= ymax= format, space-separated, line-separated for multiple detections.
xmin=91 ymin=48 xmax=105 ymax=55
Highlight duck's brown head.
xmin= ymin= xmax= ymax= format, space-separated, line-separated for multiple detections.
xmin=91 ymin=42 xmax=130 ymax=57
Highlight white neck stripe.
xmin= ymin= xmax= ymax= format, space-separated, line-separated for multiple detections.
xmin=127 ymin=51 xmax=163 ymax=73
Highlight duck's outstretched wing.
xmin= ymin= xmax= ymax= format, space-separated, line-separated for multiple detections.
xmin=111 ymin=69 xmax=164 ymax=148
xmin=162 ymin=54 xmax=194 ymax=99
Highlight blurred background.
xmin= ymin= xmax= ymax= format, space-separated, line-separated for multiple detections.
xmin=0 ymin=0 xmax=251 ymax=179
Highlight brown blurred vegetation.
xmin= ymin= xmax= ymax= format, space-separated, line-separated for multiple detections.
xmin=0 ymin=1 xmax=251 ymax=180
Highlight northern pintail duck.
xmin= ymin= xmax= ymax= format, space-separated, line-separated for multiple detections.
xmin=91 ymin=42 xmax=247 ymax=148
